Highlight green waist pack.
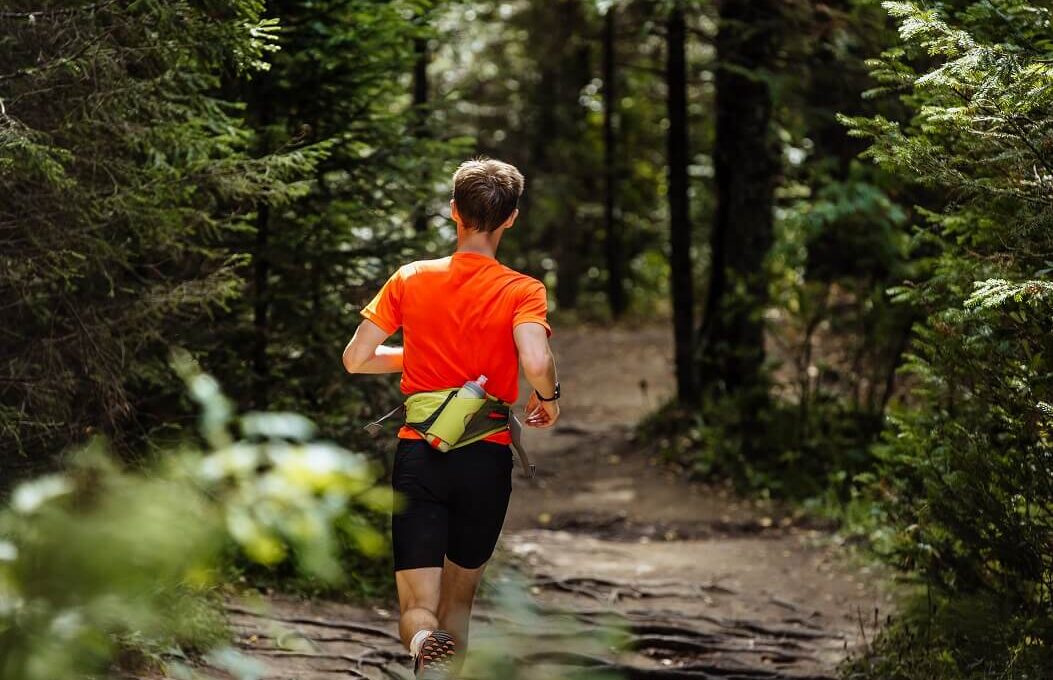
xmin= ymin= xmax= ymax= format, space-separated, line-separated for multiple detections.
xmin=404 ymin=389 xmax=510 ymax=452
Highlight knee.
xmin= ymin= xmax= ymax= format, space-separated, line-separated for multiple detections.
xmin=395 ymin=568 xmax=443 ymax=616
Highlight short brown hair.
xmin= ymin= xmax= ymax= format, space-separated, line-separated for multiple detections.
xmin=452 ymin=157 xmax=525 ymax=232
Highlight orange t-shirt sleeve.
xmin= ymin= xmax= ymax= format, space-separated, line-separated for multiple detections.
xmin=513 ymin=280 xmax=552 ymax=337
xmin=360 ymin=267 xmax=404 ymax=334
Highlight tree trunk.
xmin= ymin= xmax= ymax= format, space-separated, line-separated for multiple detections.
xmin=253 ymin=202 xmax=271 ymax=411
xmin=666 ymin=0 xmax=698 ymax=404
xmin=251 ymin=71 xmax=273 ymax=411
xmin=603 ymin=6 xmax=628 ymax=319
xmin=697 ymin=0 xmax=781 ymax=397
xmin=412 ymin=35 xmax=429 ymax=233
xmin=550 ymin=0 xmax=590 ymax=312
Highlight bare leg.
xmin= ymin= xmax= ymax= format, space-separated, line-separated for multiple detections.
xmin=395 ymin=567 xmax=443 ymax=649
xmin=437 ymin=557 xmax=489 ymax=654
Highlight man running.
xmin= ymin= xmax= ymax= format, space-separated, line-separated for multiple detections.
xmin=342 ymin=157 xmax=561 ymax=678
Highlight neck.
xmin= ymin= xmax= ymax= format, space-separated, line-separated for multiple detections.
xmin=455 ymin=229 xmax=500 ymax=259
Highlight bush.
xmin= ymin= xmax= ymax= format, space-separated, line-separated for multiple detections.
xmin=0 ymin=350 xmax=391 ymax=679
xmin=847 ymin=282 xmax=1053 ymax=677
xmin=841 ymin=1 xmax=1053 ymax=676
xmin=641 ymin=391 xmax=884 ymax=501
xmin=842 ymin=591 xmax=1052 ymax=679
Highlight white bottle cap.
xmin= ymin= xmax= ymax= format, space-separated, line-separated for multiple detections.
xmin=476 ymin=375 xmax=488 ymax=386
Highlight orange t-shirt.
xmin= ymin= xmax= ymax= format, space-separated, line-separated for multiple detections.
xmin=360 ymin=251 xmax=552 ymax=445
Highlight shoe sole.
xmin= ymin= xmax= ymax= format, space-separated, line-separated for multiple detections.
xmin=415 ymin=630 xmax=457 ymax=678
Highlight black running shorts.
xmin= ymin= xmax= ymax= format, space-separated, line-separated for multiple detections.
xmin=390 ymin=438 xmax=514 ymax=571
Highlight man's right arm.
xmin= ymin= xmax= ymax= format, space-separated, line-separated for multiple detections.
xmin=514 ymin=322 xmax=559 ymax=428
xmin=345 ymin=267 xmax=404 ymax=375
xmin=342 ymin=319 xmax=403 ymax=374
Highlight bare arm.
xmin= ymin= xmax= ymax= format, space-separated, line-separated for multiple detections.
xmin=514 ymin=322 xmax=557 ymax=396
xmin=342 ymin=319 xmax=404 ymax=374
xmin=514 ymin=322 xmax=559 ymax=427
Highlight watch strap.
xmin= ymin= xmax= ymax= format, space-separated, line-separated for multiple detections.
xmin=535 ymin=382 xmax=560 ymax=402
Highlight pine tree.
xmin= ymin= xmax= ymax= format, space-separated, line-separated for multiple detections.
xmin=217 ymin=0 xmax=462 ymax=443
xmin=0 ymin=1 xmax=320 ymax=472
xmin=845 ymin=1 xmax=1053 ymax=675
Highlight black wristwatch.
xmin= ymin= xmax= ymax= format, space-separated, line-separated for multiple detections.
xmin=535 ymin=382 xmax=560 ymax=402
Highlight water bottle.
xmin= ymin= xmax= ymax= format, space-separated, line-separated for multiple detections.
xmin=457 ymin=375 xmax=488 ymax=398
xmin=425 ymin=375 xmax=489 ymax=451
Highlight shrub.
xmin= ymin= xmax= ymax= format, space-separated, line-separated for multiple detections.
xmin=0 ymin=350 xmax=391 ymax=679
xmin=842 ymin=1 xmax=1053 ymax=676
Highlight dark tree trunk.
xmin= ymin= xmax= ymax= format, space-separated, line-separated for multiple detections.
xmin=525 ymin=0 xmax=592 ymax=310
xmin=412 ymin=35 xmax=429 ymax=233
xmin=697 ymin=0 xmax=781 ymax=397
xmin=253 ymin=202 xmax=271 ymax=411
xmin=666 ymin=0 xmax=698 ymax=404
xmin=603 ymin=6 xmax=628 ymax=319
xmin=251 ymin=72 xmax=273 ymax=411
xmin=548 ymin=0 xmax=590 ymax=311
xmin=412 ymin=37 xmax=428 ymax=126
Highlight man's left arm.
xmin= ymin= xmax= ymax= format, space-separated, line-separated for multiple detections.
xmin=342 ymin=319 xmax=403 ymax=374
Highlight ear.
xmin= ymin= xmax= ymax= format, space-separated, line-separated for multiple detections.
xmin=450 ymin=199 xmax=459 ymax=223
xmin=500 ymin=208 xmax=520 ymax=231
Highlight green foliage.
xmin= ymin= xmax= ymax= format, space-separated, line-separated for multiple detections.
xmin=0 ymin=352 xmax=390 ymax=679
xmin=0 ymin=446 xmax=230 ymax=680
xmin=0 ymin=0 xmax=462 ymax=481
xmin=199 ymin=0 xmax=468 ymax=451
xmin=842 ymin=1 xmax=1053 ymax=676
xmin=654 ymin=3 xmax=915 ymax=502
xmin=879 ymin=282 xmax=1052 ymax=598
xmin=641 ymin=391 xmax=884 ymax=500
xmin=842 ymin=591 xmax=1052 ymax=679
xmin=433 ymin=0 xmax=688 ymax=316
xmin=850 ymin=281 xmax=1053 ymax=676
xmin=1 ymin=0 xmax=449 ymax=607
xmin=0 ymin=0 xmax=323 ymax=469
xmin=771 ymin=169 xmax=915 ymax=412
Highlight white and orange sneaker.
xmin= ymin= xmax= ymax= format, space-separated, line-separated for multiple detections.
xmin=413 ymin=629 xmax=457 ymax=679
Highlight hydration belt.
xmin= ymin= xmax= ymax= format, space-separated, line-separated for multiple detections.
xmin=413 ymin=389 xmax=512 ymax=448
xmin=364 ymin=388 xmax=535 ymax=478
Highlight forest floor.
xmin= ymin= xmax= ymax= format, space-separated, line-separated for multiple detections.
xmin=203 ymin=324 xmax=893 ymax=680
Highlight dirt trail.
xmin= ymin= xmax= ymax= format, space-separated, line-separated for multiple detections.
xmin=218 ymin=324 xmax=890 ymax=679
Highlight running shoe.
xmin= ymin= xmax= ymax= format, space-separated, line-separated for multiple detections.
xmin=413 ymin=629 xmax=457 ymax=679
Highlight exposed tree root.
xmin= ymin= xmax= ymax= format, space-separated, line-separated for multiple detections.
xmin=245 ymin=648 xmax=406 ymax=667
xmin=530 ymin=573 xmax=734 ymax=602
xmin=506 ymin=650 xmax=837 ymax=680
xmin=225 ymin=603 xmax=403 ymax=643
